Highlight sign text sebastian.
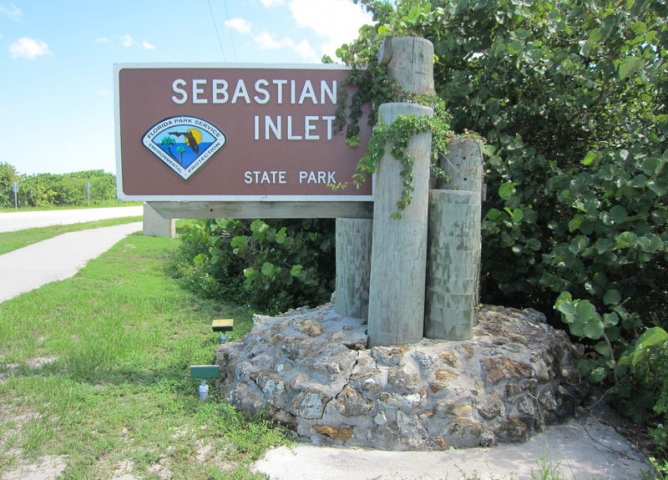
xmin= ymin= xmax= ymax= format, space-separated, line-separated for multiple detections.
xmin=115 ymin=64 xmax=372 ymax=201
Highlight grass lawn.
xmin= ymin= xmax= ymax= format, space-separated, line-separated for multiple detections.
xmin=0 ymin=217 xmax=143 ymax=256
xmin=0 ymin=233 xmax=289 ymax=479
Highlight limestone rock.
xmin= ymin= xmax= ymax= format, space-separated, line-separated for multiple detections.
xmin=215 ymin=303 xmax=585 ymax=451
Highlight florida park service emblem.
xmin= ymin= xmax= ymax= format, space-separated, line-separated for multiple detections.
xmin=142 ymin=116 xmax=227 ymax=180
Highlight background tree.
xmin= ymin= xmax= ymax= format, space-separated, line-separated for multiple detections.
xmin=0 ymin=162 xmax=19 ymax=208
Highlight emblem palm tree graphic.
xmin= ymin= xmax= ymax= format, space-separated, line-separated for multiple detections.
xmin=160 ymin=135 xmax=176 ymax=157
xmin=169 ymin=128 xmax=202 ymax=154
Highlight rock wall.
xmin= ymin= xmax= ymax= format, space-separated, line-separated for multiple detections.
xmin=215 ymin=303 xmax=585 ymax=451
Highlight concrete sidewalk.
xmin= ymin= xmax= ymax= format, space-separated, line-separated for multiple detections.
xmin=253 ymin=408 xmax=653 ymax=479
xmin=0 ymin=222 xmax=142 ymax=302
xmin=0 ymin=206 xmax=143 ymax=233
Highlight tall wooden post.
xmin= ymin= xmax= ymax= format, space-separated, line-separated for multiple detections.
xmin=425 ymin=137 xmax=484 ymax=340
xmin=367 ymin=37 xmax=435 ymax=347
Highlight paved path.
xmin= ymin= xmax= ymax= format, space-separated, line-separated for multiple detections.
xmin=0 ymin=206 xmax=143 ymax=233
xmin=254 ymin=411 xmax=653 ymax=479
xmin=0 ymin=222 xmax=142 ymax=303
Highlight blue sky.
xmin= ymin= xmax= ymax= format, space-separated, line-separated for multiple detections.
xmin=0 ymin=0 xmax=372 ymax=175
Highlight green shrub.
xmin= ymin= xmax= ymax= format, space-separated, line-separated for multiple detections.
xmin=342 ymin=0 xmax=667 ymax=387
xmin=172 ymin=218 xmax=335 ymax=314
xmin=613 ymin=328 xmax=668 ymax=456
xmin=16 ymin=169 xmax=118 ymax=207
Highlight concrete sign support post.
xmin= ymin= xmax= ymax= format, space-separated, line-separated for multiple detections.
xmin=143 ymin=202 xmax=175 ymax=238
xmin=367 ymin=37 xmax=435 ymax=347
xmin=425 ymin=137 xmax=484 ymax=340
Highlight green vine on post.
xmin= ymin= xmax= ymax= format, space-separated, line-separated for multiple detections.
xmin=334 ymin=75 xmax=452 ymax=218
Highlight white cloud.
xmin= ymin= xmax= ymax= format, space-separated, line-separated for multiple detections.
xmin=118 ymin=34 xmax=136 ymax=47
xmin=225 ymin=17 xmax=251 ymax=34
xmin=260 ymin=0 xmax=284 ymax=6
xmin=287 ymin=0 xmax=371 ymax=57
xmin=255 ymin=31 xmax=316 ymax=60
xmin=115 ymin=34 xmax=155 ymax=50
xmin=0 ymin=107 xmax=7 ymax=114
xmin=9 ymin=37 xmax=52 ymax=59
xmin=94 ymin=37 xmax=110 ymax=44
xmin=97 ymin=89 xmax=112 ymax=97
xmin=0 ymin=4 xmax=21 ymax=21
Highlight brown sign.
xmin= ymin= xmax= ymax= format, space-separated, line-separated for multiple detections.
xmin=114 ymin=64 xmax=372 ymax=201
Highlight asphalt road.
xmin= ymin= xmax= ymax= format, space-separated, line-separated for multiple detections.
xmin=0 ymin=206 xmax=144 ymax=233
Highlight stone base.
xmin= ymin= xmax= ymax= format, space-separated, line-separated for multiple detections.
xmin=215 ymin=304 xmax=586 ymax=451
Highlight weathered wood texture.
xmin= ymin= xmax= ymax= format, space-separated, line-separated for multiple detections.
xmin=379 ymin=37 xmax=435 ymax=95
xmin=148 ymin=201 xmax=373 ymax=219
xmin=438 ymin=137 xmax=485 ymax=192
xmin=335 ymin=218 xmax=372 ymax=318
xmin=425 ymin=191 xmax=481 ymax=340
xmin=367 ymin=102 xmax=433 ymax=347
xmin=425 ymin=137 xmax=483 ymax=340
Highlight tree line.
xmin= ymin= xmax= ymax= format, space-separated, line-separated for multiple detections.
xmin=0 ymin=163 xmax=118 ymax=208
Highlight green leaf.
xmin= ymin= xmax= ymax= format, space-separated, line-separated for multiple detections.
xmin=498 ymin=182 xmax=517 ymax=201
xmin=636 ymin=327 xmax=668 ymax=349
xmin=485 ymin=208 xmax=505 ymax=222
xmin=582 ymin=151 xmax=599 ymax=166
xmin=594 ymin=341 xmax=612 ymax=357
xmin=243 ymin=267 xmax=256 ymax=279
xmin=588 ymin=367 xmax=608 ymax=383
xmin=615 ymin=231 xmax=638 ymax=249
xmin=609 ymin=205 xmax=627 ymax=224
xmin=377 ymin=25 xmax=391 ymax=36
xmin=582 ymin=315 xmax=605 ymax=339
xmin=275 ymin=227 xmax=287 ymax=245
xmin=230 ymin=236 xmax=247 ymax=249
xmin=290 ymin=264 xmax=304 ymax=277
xmin=261 ymin=262 xmax=275 ymax=276
xmin=603 ymin=312 xmax=619 ymax=327
xmin=618 ymin=56 xmax=644 ymax=80
xmin=574 ymin=300 xmax=604 ymax=339
xmin=603 ymin=289 xmax=621 ymax=305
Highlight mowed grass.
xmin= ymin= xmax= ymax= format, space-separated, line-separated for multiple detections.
xmin=0 ymin=233 xmax=289 ymax=479
xmin=0 ymin=216 xmax=142 ymax=256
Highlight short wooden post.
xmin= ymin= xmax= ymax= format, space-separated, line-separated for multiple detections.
xmin=335 ymin=218 xmax=372 ymax=318
xmin=425 ymin=137 xmax=483 ymax=340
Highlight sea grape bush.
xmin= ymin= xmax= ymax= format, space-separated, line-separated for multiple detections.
xmin=173 ymin=218 xmax=335 ymax=314
xmin=343 ymin=0 xmax=667 ymax=384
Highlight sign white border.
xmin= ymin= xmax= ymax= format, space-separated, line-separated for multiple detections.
xmin=114 ymin=63 xmax=374 ymax=202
